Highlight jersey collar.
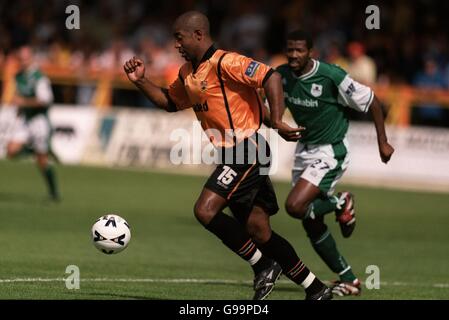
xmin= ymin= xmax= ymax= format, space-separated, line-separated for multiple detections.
xmin=292 ymin=59 xmax=319 ymax=80
xmin=192 ymin=44 xmax=217 ymax=73
xmin=199 ymin=44 xmax=217 ymax=64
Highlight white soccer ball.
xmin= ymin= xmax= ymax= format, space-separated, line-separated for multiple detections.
xmin=91 ymin=214 xmax=131 ymax=254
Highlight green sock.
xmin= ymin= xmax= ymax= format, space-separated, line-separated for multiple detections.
xmin=41 ymin=165 xmax=59 ymax=199
xmin=311 ymin=230 xmax=356 ymax=282
xmin=305 ymin=195 xmax=339 ymax=219
xmin=339 ymin=266 xmax=357 ymax=283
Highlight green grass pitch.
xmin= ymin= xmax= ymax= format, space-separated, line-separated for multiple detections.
xmin=0 ymin=160 xmax=448 ymax=299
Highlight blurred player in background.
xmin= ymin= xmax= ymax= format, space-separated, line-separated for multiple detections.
xmin=275 ymin=30 xmax=394 ymax=296
xmin=125 ymin=11 xmax=332 ymax=300
xmin=7 ymin=45 xmax=60 ymax=201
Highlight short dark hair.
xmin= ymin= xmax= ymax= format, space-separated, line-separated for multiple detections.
xmin=287 ymin=30 xmax=313 ymax=49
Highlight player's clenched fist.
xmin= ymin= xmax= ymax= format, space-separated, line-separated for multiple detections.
xmin=123 ymin=57 xmax=145 ymax=83
xmin=379 ymin=141 xmax=395 ymax=164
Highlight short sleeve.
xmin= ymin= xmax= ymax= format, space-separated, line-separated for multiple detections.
xmin=219 ymin=52 xmax=274 ymax=88
xmin=323 ymin=63 xmax=346 ymax=85
xmin=337 ymin=74 xmax=374 ymax=113
xmin=167 ymin=75 xmax=191 ymax=111
xmin=36 ymin=76 xmax=54 ymax=105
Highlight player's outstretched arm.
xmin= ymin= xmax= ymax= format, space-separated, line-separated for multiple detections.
xmin=369 ymin=95 xmax=395 ymax=163
xmin=263 ymin=72 xmax=304 ymax=141
xmin=124 ymin=57 xmax=171 ymax=111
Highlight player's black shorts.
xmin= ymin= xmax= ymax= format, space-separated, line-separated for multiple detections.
xmin=204 ymin=133 xmax=279 ymax=223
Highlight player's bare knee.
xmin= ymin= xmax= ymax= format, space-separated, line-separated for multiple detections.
xmin=193 ymin=201 xmax=216 ymax=226
xmin=6 ymin=144 xmax=19 ymax=159
xmin=6 ymin=149 xmax=15 ymax=159
xmin=285 ymin=198 xmax=308 ymax=220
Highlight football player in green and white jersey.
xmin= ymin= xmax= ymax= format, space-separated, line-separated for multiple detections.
xmin=275 ymin=30 xmax=394 ymax=296
xmin=7 ymin=45 xmax=60 ymax=201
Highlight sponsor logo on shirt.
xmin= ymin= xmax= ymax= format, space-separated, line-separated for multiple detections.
xmin=245 ymin=61 xmax=260 ymax=77
xmin=311 ymin=83 xmax=323 ymax=97
xmin=284 ymin=92 xmax=319 ymax=108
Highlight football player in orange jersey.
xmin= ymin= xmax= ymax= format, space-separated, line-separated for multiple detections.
xmin=124 ymin=11 xmax=332 ymax=300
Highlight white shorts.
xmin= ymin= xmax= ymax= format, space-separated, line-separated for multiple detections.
xmin=292 ymin=137 xmax=350 ymax=196
xmin=11 ymin=114 xmax=51 ymax=154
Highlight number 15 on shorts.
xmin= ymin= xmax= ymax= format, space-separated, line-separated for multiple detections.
xmin=217 ymin=165 xmax=238 ymax=185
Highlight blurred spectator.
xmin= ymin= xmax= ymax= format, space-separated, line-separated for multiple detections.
xmin=132 ymin=16 xmax=172 ymax=49
xmin=98 ymin=39 xmax=135 ymax=73
xmin=0 ymin=0 xmax=448 ymax=116
xmin=72 ymin=44 xmax=99 ymax=106
xmin=444 ymin=61 xmax=449 ymax=89
xmin=412 ymin=58 xmax=448 ymax=127
xmin=325 ymin=42 xmax=349 ymax=70
xmin=0 ymin=51 xmax=4 ymax=69
xmin=220 ymin=0 xmax=268 ymax=57
xmin=47 ymin=40 xmax=72 ymax=68
xmin=346 ymin=42 xmax=377 ymax=85
xmin=268 ymin=53 xmax=288 ymax=69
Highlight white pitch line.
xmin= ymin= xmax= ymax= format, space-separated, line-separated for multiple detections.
xmin=0 ymin=278 xmax=448 ymax=288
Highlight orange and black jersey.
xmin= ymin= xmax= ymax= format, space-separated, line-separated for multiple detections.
xmin=167 ymin=45 xmax=275 ymax=147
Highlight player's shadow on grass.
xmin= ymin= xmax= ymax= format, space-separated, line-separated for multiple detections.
xmin=0 ymin=191 xmax=61 ymax=206
xmin=201 ymin=281 xmax=305 ymax=297
xmin=201 ymin=280 xmax=307 ymax=296
xmin=76 ymin=284 xmax=302 ymax=300
xmin=0 ymin=192 xmax=42 ymax=205
xmin=270 ymin=285 xmax=307 ymax=294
